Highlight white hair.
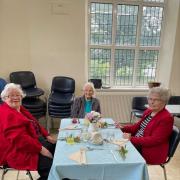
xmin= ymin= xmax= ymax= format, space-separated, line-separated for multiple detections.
xmin=148 ymin=86 xmax=170 ymax=104
xmin=83 ymin=82 xmax=95 ymax=93
xmin=1 ymin=83 xmax=26 ymax=101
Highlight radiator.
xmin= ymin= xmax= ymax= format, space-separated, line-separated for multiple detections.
xmin=96 ymin=92 xmax=147 ymax=123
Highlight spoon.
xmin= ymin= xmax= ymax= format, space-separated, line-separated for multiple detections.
xmin=86 ymin=145 xmax=104 ymax=151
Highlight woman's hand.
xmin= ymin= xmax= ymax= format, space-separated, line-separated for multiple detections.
xmin=40 ymin=146 xmax=53 ymax=159
xmin=46 ymin=135 xmax=56 ymax=144
xmin=114 ymin=121 xmax=124 ymax=129
xmin=123 ymin=133 xmax=131 ymax=140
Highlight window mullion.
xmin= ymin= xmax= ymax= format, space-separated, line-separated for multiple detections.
xmin=110 ymin=3 xmax=117 ymax=87
xmin=133 ymin=3 xmax=143 ymax=87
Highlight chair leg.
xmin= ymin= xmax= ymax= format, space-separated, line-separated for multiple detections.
xmin=1 ymin=169 xmax=33 ymax=180
xmin=130 ymin=112 xmax=134 ymax=124
xmin=160 ymin=164 xmax=167 ymax=180
xmin=51 ymin=117 xmax=54 ymax=130
xmin=16 ymin=171 xmax=20 ymax=180
xmin=26 ymin=171 xmax=33 ymax=180
xmin=1 ymin=168 xmax=8 ymax=180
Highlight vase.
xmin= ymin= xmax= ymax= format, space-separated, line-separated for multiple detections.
xmin=88 ymin=123 xmax=98 ymax=133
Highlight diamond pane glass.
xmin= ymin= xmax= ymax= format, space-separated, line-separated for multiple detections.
xmin=116 ymin=5 xmax=138 ymax=46
xmin=136 ymin=50 xmax=159 ymax=85
xmin=90 ymin=3 xmax=113 ymax=45
xmin=114 ymin=49 xmax=135 ymax=86
xmin=140 ymin=6 xmax=163 ymax=46
xmin=90 ymin=48 xmax=111 ymax=85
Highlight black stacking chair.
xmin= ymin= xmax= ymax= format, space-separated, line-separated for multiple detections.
xmin=9 ymin=71 xmax=46 ymax=120
xmin=0 ymin=165 xmax=33 ymax=180
xmin=168 ymin=96 xmax=180 ymax=118
xmin=9 ymin=71 xmax=44 ymax=98
xmin=88 ymin=79 xmax=102 ymax=89
xmin=22 ymin=98 xmax=47 ymax=119
xmin=159 ymin=126 xmax=180 ymax=180
xmin=48 ymin=76 xmax=75 ymax=128
xmin=0 ymin=78 xmax=7 ymax=104
xmin=130 ymin=96 xmax=148 ymax=123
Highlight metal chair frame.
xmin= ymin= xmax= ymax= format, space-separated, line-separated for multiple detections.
xmin=0 ymin=166 xmax=33 ymax=180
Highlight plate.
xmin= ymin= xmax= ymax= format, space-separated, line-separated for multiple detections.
xmin=88 ymin=140 xmax=103 ymax=146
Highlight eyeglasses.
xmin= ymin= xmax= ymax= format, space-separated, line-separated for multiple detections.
xmin=147 ymin=97 xmax=162 ymax=102
xmin=7 ymin=95 xmax=22 ymax=99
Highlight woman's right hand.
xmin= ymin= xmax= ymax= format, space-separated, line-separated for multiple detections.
xmin=40 ymin=146 xmax=53 ymax=159
xmin=114 ymin=121 xmax=123 ymax=129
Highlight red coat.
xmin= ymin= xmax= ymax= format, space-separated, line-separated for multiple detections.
xmin=0 ymin=103 xmax=49 ymax=170
xmin=123 ymin=108 xmax=174 ymax=164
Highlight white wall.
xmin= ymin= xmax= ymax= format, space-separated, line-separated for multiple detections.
xmin=0 ymin=0 xmax=179 ymax=96
xmin=0 ymin=0 xmax=86 ymax=95
xmin=169 ymin=4 xmax=180 ymax=95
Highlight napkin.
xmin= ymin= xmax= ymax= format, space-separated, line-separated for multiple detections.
xmin=68 ymin=148 xmax=86 ymax=164
xmin=111 ymin=139 xmax=128 ymax=146
xmin=59 ymin=124 xmax=81 ymax=130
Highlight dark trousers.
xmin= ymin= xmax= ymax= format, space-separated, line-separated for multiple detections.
xmin=37 ymin=136 xmax=56 ymax=180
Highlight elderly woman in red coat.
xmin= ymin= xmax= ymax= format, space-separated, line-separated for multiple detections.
xmin=115 ymin=87 xmax=174 ymax=164
xmin=0 ymin=83 xmax=56 ymax=180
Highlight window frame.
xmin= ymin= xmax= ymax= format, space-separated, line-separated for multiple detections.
xmin=87 ymin=0 xmax=166 ymax=89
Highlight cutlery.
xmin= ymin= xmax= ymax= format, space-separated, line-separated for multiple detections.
xmin=86 ymin=145 xmax=105 ymax=151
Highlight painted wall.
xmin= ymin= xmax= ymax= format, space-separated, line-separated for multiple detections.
xmin=0 ymin=0 xmax=179 ymax=96
xmin=169 ymin=4 xmax=180 ymax=95
xmin=0 ymin=0 xmax=86 ymax=95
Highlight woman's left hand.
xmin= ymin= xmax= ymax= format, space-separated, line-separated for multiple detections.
xmin=123 ymin=133 xmax=131 ymax=140
xmin=46 ymin=135 xmax=56 ymax=144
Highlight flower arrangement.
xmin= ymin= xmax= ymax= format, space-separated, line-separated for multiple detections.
xmin=85 ymin=111 xmax=101 ymax=123
xmin=118 ymin=145 xmax=128 ymax=159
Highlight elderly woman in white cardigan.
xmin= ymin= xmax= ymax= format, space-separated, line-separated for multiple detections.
xmin=71 ymin=82 xmax=101 ymax=118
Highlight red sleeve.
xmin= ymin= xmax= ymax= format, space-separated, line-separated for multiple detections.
xmin=122 ymin=109 xmax=152 ymax=135
xmin=130 ymin=111 xmax=174 ymax=147
xmin=3 ymin=112 xmax=42 ymax=153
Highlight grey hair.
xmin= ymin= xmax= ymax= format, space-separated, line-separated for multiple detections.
xmin=83 ymin=82 xmax=95 ymax=94
xmin=148 ymin=87 xmax=170 ymax=104
xmin=1 ymin=83 xmax=26 ymax=101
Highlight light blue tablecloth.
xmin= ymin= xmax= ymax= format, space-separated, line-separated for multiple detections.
xmin=48 ymin=118 xmax=149 ymax=180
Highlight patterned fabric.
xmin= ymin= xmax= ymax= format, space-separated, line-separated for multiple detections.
xmin=28 ymin=119 xmax=41 ymax=136
xmin=135 ymin=115 xmax=152 ymax=137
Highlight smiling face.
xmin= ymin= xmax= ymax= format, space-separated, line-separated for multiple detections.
xmin=83 ymin=84 xmax=94 ymax=100
xmin=5 ymin=89 xmax=22 ymax=111
xmin=147 ymin=92 xmax=166 ymax=113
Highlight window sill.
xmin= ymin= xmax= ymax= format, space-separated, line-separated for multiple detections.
xmin=96 ymin=87 xmax=149 ymax=93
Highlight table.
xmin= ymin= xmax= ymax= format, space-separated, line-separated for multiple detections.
xmin=165 ymin=105 xmax=180 ymax=116
xmin=48 ymin=119 xmax=149 ymax=180
xmin=145 ymin=104 xmax=180 ymax=116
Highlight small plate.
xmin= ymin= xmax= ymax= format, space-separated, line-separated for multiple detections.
xmin=89 ymin=140 xmax=103 ymax=146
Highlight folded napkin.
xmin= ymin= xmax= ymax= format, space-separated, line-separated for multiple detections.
xmin=59 ymin=124 xmax=81 ymax=131
xmin=111 ymin=139 xmax=129 ymax=146
xmin=68 ymin=148 xmax=87 ymax=164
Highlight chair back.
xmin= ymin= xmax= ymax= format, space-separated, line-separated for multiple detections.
xmin=132 ymin=96 xmax=148 ymax=110
xmin=0 ymin=78 xmax=7 ymax=93
xmin=10 ymin=71 xmax=36 ymax=89
xmin=51 ymin=76 xmax=75 ymax=93
xmin=168 ymin=126 xmax=180 ymax=159
xmin=168 ymin=96 xmax=180 ymax=105
xmin=89 ymin=79 xmax=102 ymax=89
xmin=0 ymin=78 xmax=7 ymax=104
